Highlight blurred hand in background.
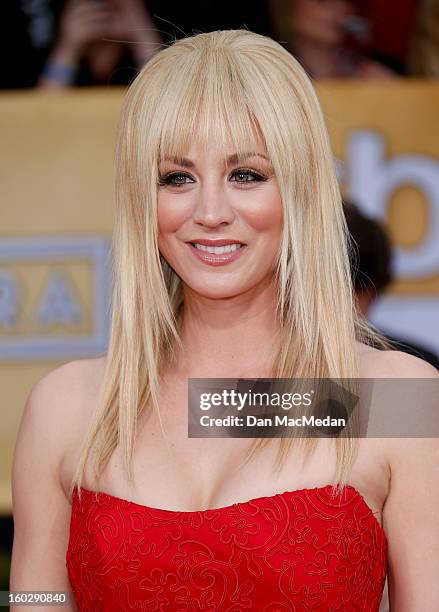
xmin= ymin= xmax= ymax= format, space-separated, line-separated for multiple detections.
xmin=38 ymin=0 xmax=162 ymax=88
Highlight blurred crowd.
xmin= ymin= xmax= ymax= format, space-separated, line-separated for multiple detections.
xmin=1 ymin=2 xmax=438 ymax=362
xmin=2 ymin=0 xmax=439 ymax=89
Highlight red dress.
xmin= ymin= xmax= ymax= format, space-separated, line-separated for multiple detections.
xmin=66 ymin=484 xmax=387 ymax=611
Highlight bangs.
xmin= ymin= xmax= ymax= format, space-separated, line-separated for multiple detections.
xmin=154 ymin=46 xmax=268 ymax=166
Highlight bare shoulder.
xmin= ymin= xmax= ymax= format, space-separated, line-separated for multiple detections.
xmin=10 ymin=356 xmax=107 ymax=595
xmin=17 ymin=356 xmax=107 ymax=467
xmin=29 ymin=355 xmax=106 ymax=397
xmin=26 ymin=355 xmax=106 ymax=411
xmin=357 ymin=343 xmax=438 ymax=463
xmin=358 ymin=344 xmax=439 ymax=505
xmin=357 ymin=342 xmax=439 ymax=378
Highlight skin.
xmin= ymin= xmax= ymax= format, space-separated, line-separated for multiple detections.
xmin=284 ymin=0 xmax=395 ymax=79
xmin=38 ymin=0 xmax=162 ymax=88
xmin=10 ymin=136 xmax=439 ymax=611
xmin=157 ymin=137 xmax=283 ymax=373
xmin=289 ymin=0 xmax=354 ymax=48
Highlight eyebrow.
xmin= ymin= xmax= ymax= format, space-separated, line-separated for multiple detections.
xmin=161 ymin=152 xmax=270 ymax=167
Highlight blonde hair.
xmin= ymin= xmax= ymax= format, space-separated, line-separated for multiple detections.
xmin=70 ymin=29 xmax=389 ymax=499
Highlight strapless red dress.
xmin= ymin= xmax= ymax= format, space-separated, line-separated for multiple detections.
xmin=66 ymin=484 xmax=387 ymax=611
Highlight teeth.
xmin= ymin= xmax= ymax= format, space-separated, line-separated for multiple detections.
xmin=193 ymin=243 xmax=242 ymax=254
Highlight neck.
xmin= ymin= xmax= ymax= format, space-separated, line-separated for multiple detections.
xmin=174 ymin=278 xmax=281 ymax=377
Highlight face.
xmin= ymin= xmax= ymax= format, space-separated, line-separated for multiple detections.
xmin=289 ymin=0 xmax=354 ymax=47
xmin=157 ymin=136 xmax=283 ymax=300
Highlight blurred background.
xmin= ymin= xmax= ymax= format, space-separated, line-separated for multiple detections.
xmin=1 ymin=0 xmax=439 ymax=595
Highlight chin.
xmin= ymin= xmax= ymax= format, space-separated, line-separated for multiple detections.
xmin=183 ymin=278 xmax=252 ymax=300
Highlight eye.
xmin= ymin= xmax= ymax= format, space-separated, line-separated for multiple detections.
xmin=157 ymin=172 xmax=194 ymax=187
xmin=157 ymin=168 xmax=269 ymax=188
xmin=230 ymin=168 xmax=268 ymax=184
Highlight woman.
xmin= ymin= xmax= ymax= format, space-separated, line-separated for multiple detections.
xmin=10 ymin=30 xmax=438 ymax=610
xmin=269 ymin=0 xmax=395 ymax=79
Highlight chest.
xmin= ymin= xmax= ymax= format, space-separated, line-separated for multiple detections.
xmin=70 ymin=374 xmax=389 ymax=521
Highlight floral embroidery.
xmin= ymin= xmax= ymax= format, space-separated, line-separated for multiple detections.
xmin=66 ymin=485 xmax=387 ymax=611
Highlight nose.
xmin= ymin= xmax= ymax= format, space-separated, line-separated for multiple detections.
xmin=192 ymin=180 xmax=236 ymax=229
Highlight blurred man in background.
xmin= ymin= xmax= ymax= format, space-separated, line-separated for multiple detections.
xmin=344 ymin=200 xmax=439 ymax=369
xmin=268 ymin=0 xmax=396 ymax=78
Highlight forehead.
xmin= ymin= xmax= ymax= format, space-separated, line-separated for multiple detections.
xmin=158 ymin=126 xmax=268 ymax=166
xmin=156 ymin=96 xmax=268 ymax=164
xmin=160 ymin=148 xmax=270 ymax=168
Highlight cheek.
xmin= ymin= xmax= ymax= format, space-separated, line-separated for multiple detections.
xmin=242 ymin=188 xmax=283 ymax=234
xmin=157 ymin=195 xmax=191 ymax=235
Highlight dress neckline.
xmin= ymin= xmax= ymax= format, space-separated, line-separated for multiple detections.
xmin=74 ymin=484 xmax=385 ymax=538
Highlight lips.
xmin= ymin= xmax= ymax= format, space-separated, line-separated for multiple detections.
xmin=187 ymin=238 xmax=247 ymax=247
xmin=186 ymin=240 xmax=247 ymax=267
xmin=192 ymin=243 xmax=243 ymax=254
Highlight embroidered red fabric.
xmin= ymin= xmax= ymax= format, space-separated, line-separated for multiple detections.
xmin=66 ymin=484 xmax=387 ymax=611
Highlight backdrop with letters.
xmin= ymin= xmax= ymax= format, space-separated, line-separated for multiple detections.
xmin=0 ymin=82 xmax=438 ymax=512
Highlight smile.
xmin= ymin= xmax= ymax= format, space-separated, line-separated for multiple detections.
xmin=192 ymin=243 xmax=243 ymax=254
xmin=187 ymin=241 xmax=247 ymax=267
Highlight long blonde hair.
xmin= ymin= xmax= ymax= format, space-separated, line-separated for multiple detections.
xmin=70 ymin=29 xmax=388 ymax=498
